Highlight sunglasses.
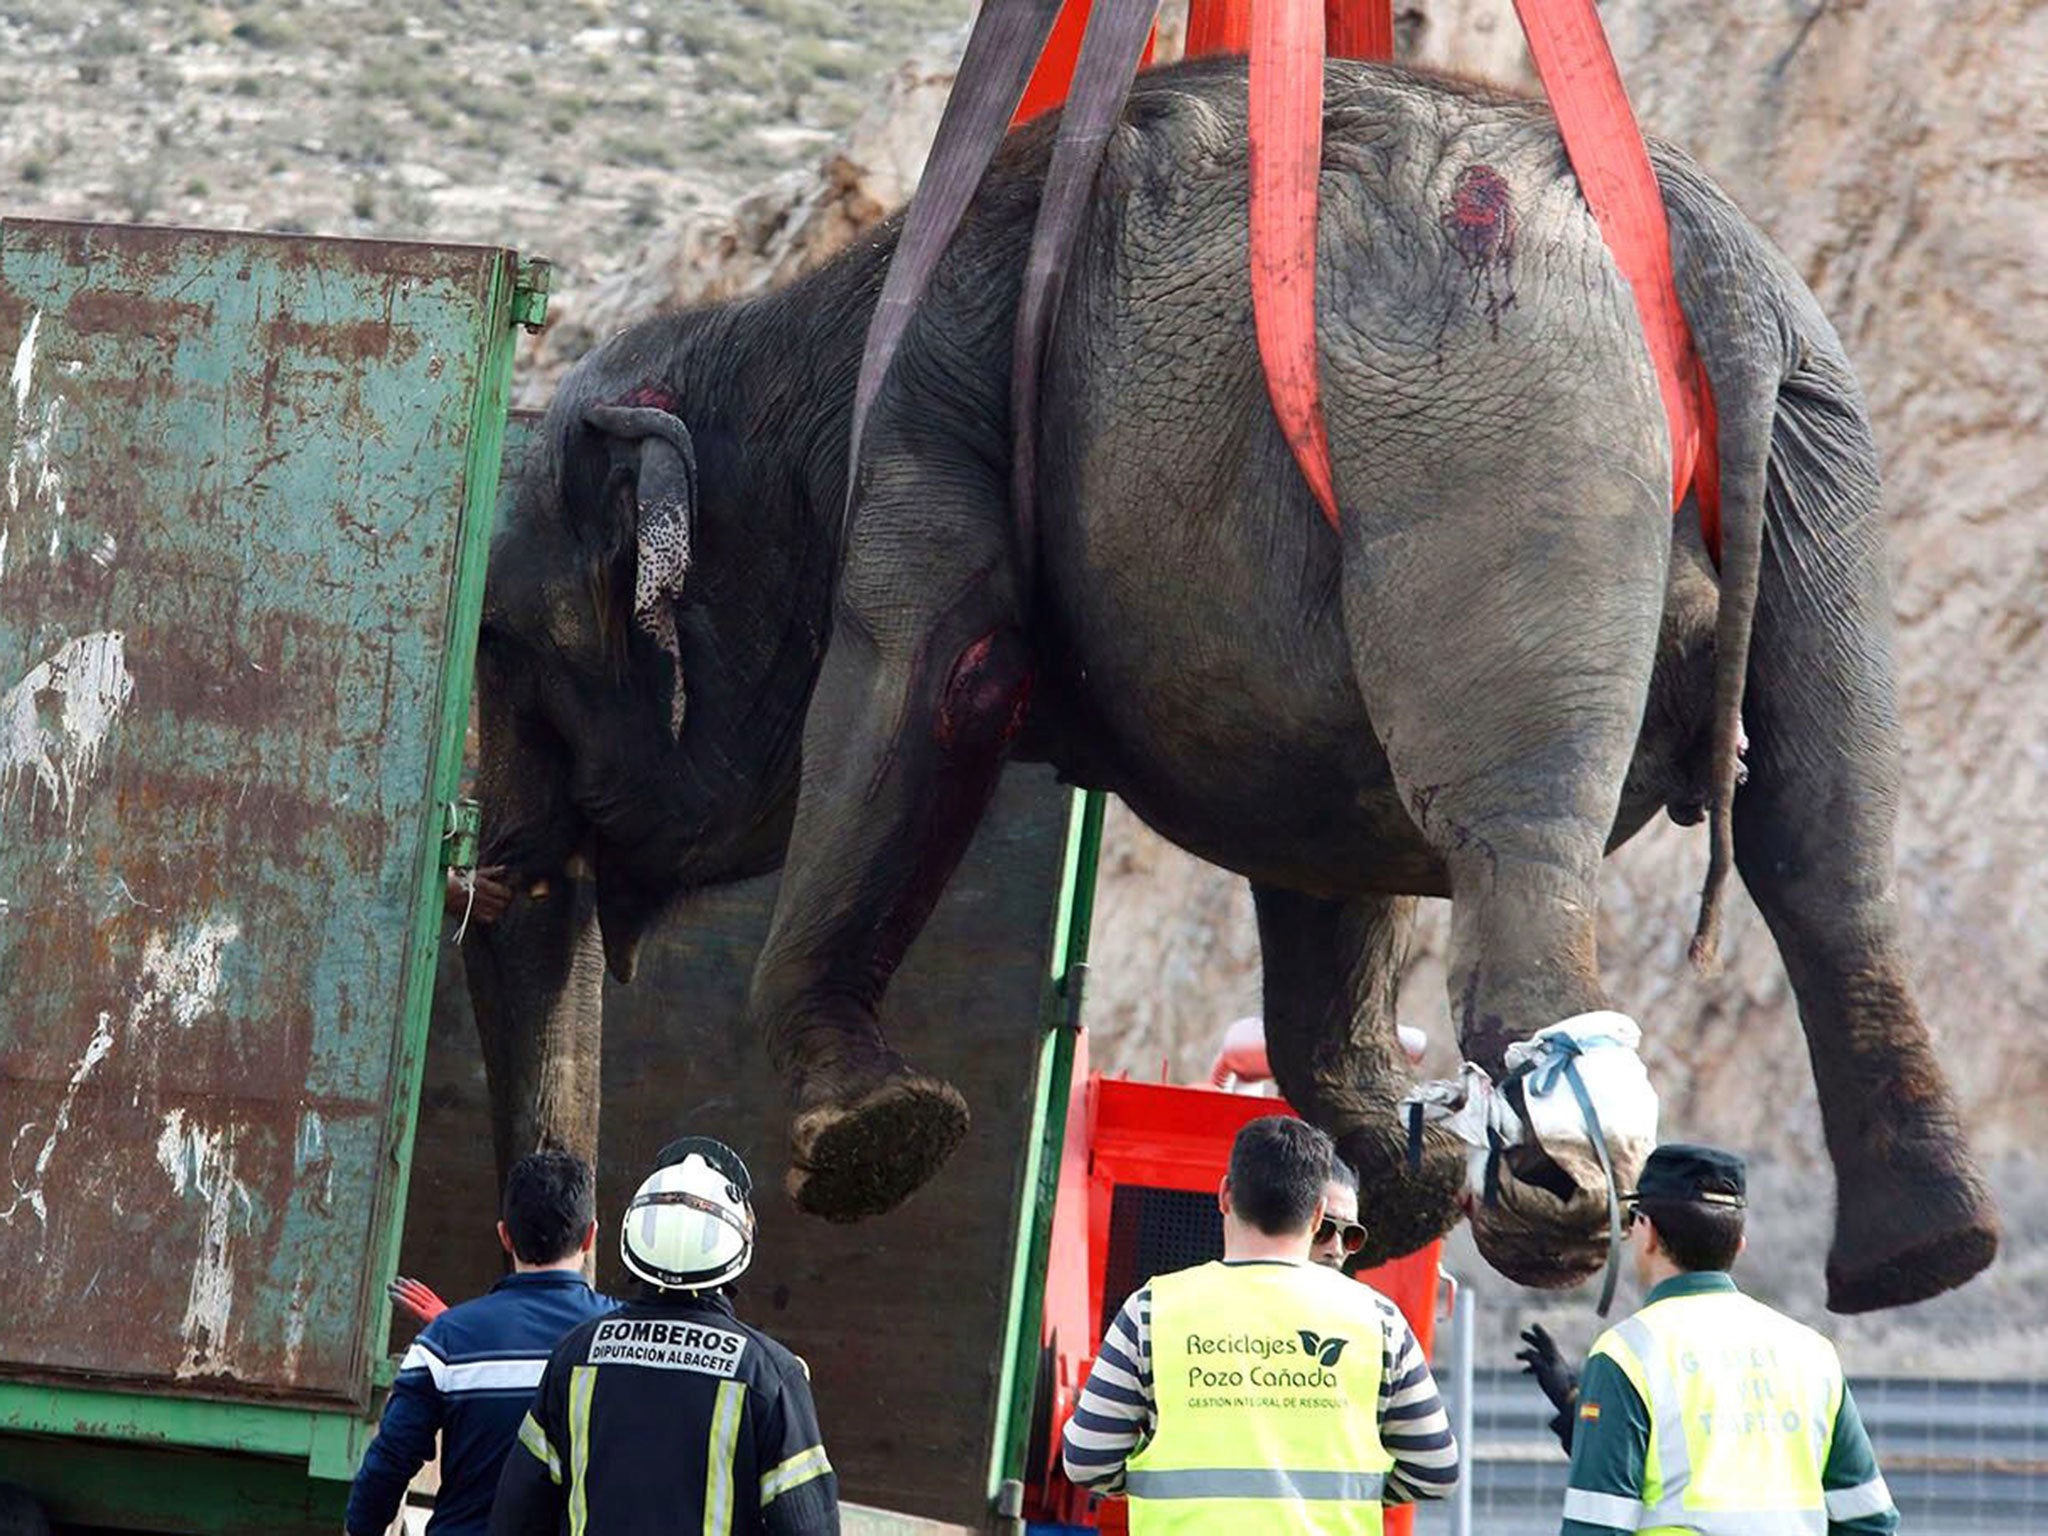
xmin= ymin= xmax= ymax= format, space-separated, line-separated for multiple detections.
xmin=1315 ymin=1217 xmax=1367 ymax=1255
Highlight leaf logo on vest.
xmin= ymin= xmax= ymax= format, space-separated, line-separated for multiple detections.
xmin=1182 ymin=1328 xmax=1352 ymax=1395
xmin=587 ymin=1318 xmax=747 ymax=1377
xmin=1297 ymin=1331 xmax=1349 ymax=1367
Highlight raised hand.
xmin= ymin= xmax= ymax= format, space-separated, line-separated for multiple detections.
xmin=1515 ymin=1323 xmax=1578 ymax=1413
xmin=388 ymin=1275 xmax=450 ymax=1325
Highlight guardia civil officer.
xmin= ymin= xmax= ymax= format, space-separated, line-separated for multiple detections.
xmin=1558 ymin=1143 xmax=1898 ymax=1536
xmin=490 ymin=1137 xmax=838 ymax=1536
xmin=1062 ymin=1115 xmax=1459 ymax=1531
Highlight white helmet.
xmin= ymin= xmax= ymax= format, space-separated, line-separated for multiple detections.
xmin=620 ymin=1137 xmax=757 ymax=1292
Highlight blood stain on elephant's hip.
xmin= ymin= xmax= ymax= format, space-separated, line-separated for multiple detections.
xmin=1442 ymin=164 xmax=1520 ymax=336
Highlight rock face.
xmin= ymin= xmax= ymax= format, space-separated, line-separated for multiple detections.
xmin=529 ymin=0 xmax=2046 ymax=1357
xmin=1100 ymin=0 xmax=2048 ymax=1144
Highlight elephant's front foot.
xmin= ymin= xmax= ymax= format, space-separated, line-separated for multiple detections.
xmin=1827 ymin=1139 xmax=1998 ymax=1313
xmin=785 ymin=1037 xmax=969 ymax=1222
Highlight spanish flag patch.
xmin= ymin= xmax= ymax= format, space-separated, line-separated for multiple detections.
xmin=1579 ymin=1401 xmax=1602 ymax=1422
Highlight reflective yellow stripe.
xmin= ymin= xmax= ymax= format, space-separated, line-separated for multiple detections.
xmin=567 ymin=1365 xmax=596 ymax=1536
xmin=703 ymin=1379 xmax=747 ymax=1536
xmin=1610 ymin=1316 xmax=1687 ymax=1507
xmin=1126 ymin=1468 xmax=1387 ymax=1500
xmin=760 ymin=1442 xmax=833 ymax=1504
xmin=517 ymin=1411 xmax=562 ymax=1485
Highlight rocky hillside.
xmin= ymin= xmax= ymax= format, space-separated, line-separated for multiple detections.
xmin=1109 ymin=0 xmax=2048 ymax=1370
xmin=13 ymin=0 xmax=2044 ymax=1369
xmin=0 ymin=0 xmax=973 ymax=296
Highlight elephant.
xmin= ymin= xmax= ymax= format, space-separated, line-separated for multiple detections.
xmin=465 ymin=55 xmax=1997 ymax=1312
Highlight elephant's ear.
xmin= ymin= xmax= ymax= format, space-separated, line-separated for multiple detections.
xmin=582 ymin=402 xmax=697 ymax=736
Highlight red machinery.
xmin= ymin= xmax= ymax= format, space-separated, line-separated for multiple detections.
xmin=1021 ymin=1030 xmax=1450 ymax=1533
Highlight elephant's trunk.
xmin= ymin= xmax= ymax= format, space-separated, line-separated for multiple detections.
xmin=462 ymin=876 xmax=606 ymax=1183
xmin=1341 ymin=1121 xmax=1470 ymax=1271
xmin=465 ymin=646 xmax=607 ymax=1184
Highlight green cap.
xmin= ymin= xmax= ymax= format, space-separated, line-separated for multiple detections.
xmin=1626 ymin=1143 xmax=1746 ymax=1208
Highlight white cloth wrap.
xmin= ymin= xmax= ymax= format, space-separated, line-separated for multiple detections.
xmin=1398 ymin=1011 xmax=1659 ymax=1199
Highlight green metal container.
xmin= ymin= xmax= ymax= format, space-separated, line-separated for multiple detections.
xmin=0 ymin=219 xmax=536 ymax=1531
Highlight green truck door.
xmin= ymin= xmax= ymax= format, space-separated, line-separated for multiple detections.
xmin=0 ymin=221 xmax=520 ymax=1409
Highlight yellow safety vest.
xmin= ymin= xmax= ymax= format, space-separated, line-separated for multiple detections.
xmin=1585 ymin=1289 xmax=1843 ymax=1536
xmin=1126 ymin=1260 xmax=1394 ymax=1535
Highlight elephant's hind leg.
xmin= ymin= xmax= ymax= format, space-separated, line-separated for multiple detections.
xmin=1733 ymin=487 xmax=1997 ymax=1311
xmin=1323 ymin=384 xmax=1671 ymax=1285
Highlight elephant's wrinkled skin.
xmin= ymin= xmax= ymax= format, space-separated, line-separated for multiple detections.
xmin=466 ymin=58 xmax=1996 ymax=1312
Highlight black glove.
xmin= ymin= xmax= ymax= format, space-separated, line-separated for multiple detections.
xmin=1516 ymin=1324 xmax=1578 ymax=1414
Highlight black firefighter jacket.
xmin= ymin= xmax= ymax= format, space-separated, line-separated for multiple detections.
xmin=490 ymin=1289 xmax=839 ymax=1536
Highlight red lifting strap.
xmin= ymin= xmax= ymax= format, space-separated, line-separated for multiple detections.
xmin=1189 ymin=1 xmax=1389 ymax=533
xmin=1200 ymin=0 xmax=1718 ymax=551
xmin=1510 ymin=0 xmax=1722 ymax=548
xmin=1188 ymin=0 xmax=1391 ymax=58
xmin=1247 ymin=0 xmax=1390 ymax=531
xmin=1016 ymin=0 xmax=1158 ymax=124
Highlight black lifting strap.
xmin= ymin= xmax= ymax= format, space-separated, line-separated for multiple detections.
xmin=845 ymin=0 xmax=1068 ymax=529
xmin=1560 ymin=1053 xmax=1625 ymax=1319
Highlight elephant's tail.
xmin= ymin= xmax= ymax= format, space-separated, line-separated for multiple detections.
xmin=1688 ymin=348 xmax=1770 ymax=970
xmin=1657 ymin=155 xmax=1880 ymax=969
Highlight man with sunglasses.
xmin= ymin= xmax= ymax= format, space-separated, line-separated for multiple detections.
xmin=1063 ymin=1116 xmax=1458 ymax=1530
xmin=1558 ymin=1143 xmax=1898 ymax=1536
xmin=1311 ymin=1157 xmax=1368 ymax=1270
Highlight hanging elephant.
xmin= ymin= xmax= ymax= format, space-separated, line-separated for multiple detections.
xmin=463 ymin=56 xmax=1996 ymax=1312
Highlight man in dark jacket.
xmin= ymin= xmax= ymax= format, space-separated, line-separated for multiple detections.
xmin=491 ymin=1136 xmax=838 ymax=1536
xmin=348 ymin=1150 xmax=614 ymax=1536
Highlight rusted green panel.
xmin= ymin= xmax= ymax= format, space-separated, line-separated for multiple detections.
xmin=0 ymin=1433 xmax=349 ymax=1533
xmin=0 ymin=219 xmax=518 ymax=1410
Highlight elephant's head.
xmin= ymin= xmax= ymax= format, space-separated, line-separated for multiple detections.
xmin=463 ymin=339 xmax=843 ymax=1170
xmin=474 ymin=355 xmax=835 ymax=956
xmin=1465 ymin=1137 xmax=1647 ymax=1291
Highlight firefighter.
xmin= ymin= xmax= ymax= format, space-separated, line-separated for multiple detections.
xmin=1558 ymin=1143 xmax=1899 ymax=1536
xmin=1062 ymin=1115 xmax=1459 ymax=1530
xmin=490 ymin=1137 xmax=838 ymax=1536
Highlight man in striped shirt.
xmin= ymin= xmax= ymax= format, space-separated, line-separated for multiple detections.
xmin=1062 ymin=1117 xmax=1460 ymax=1528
